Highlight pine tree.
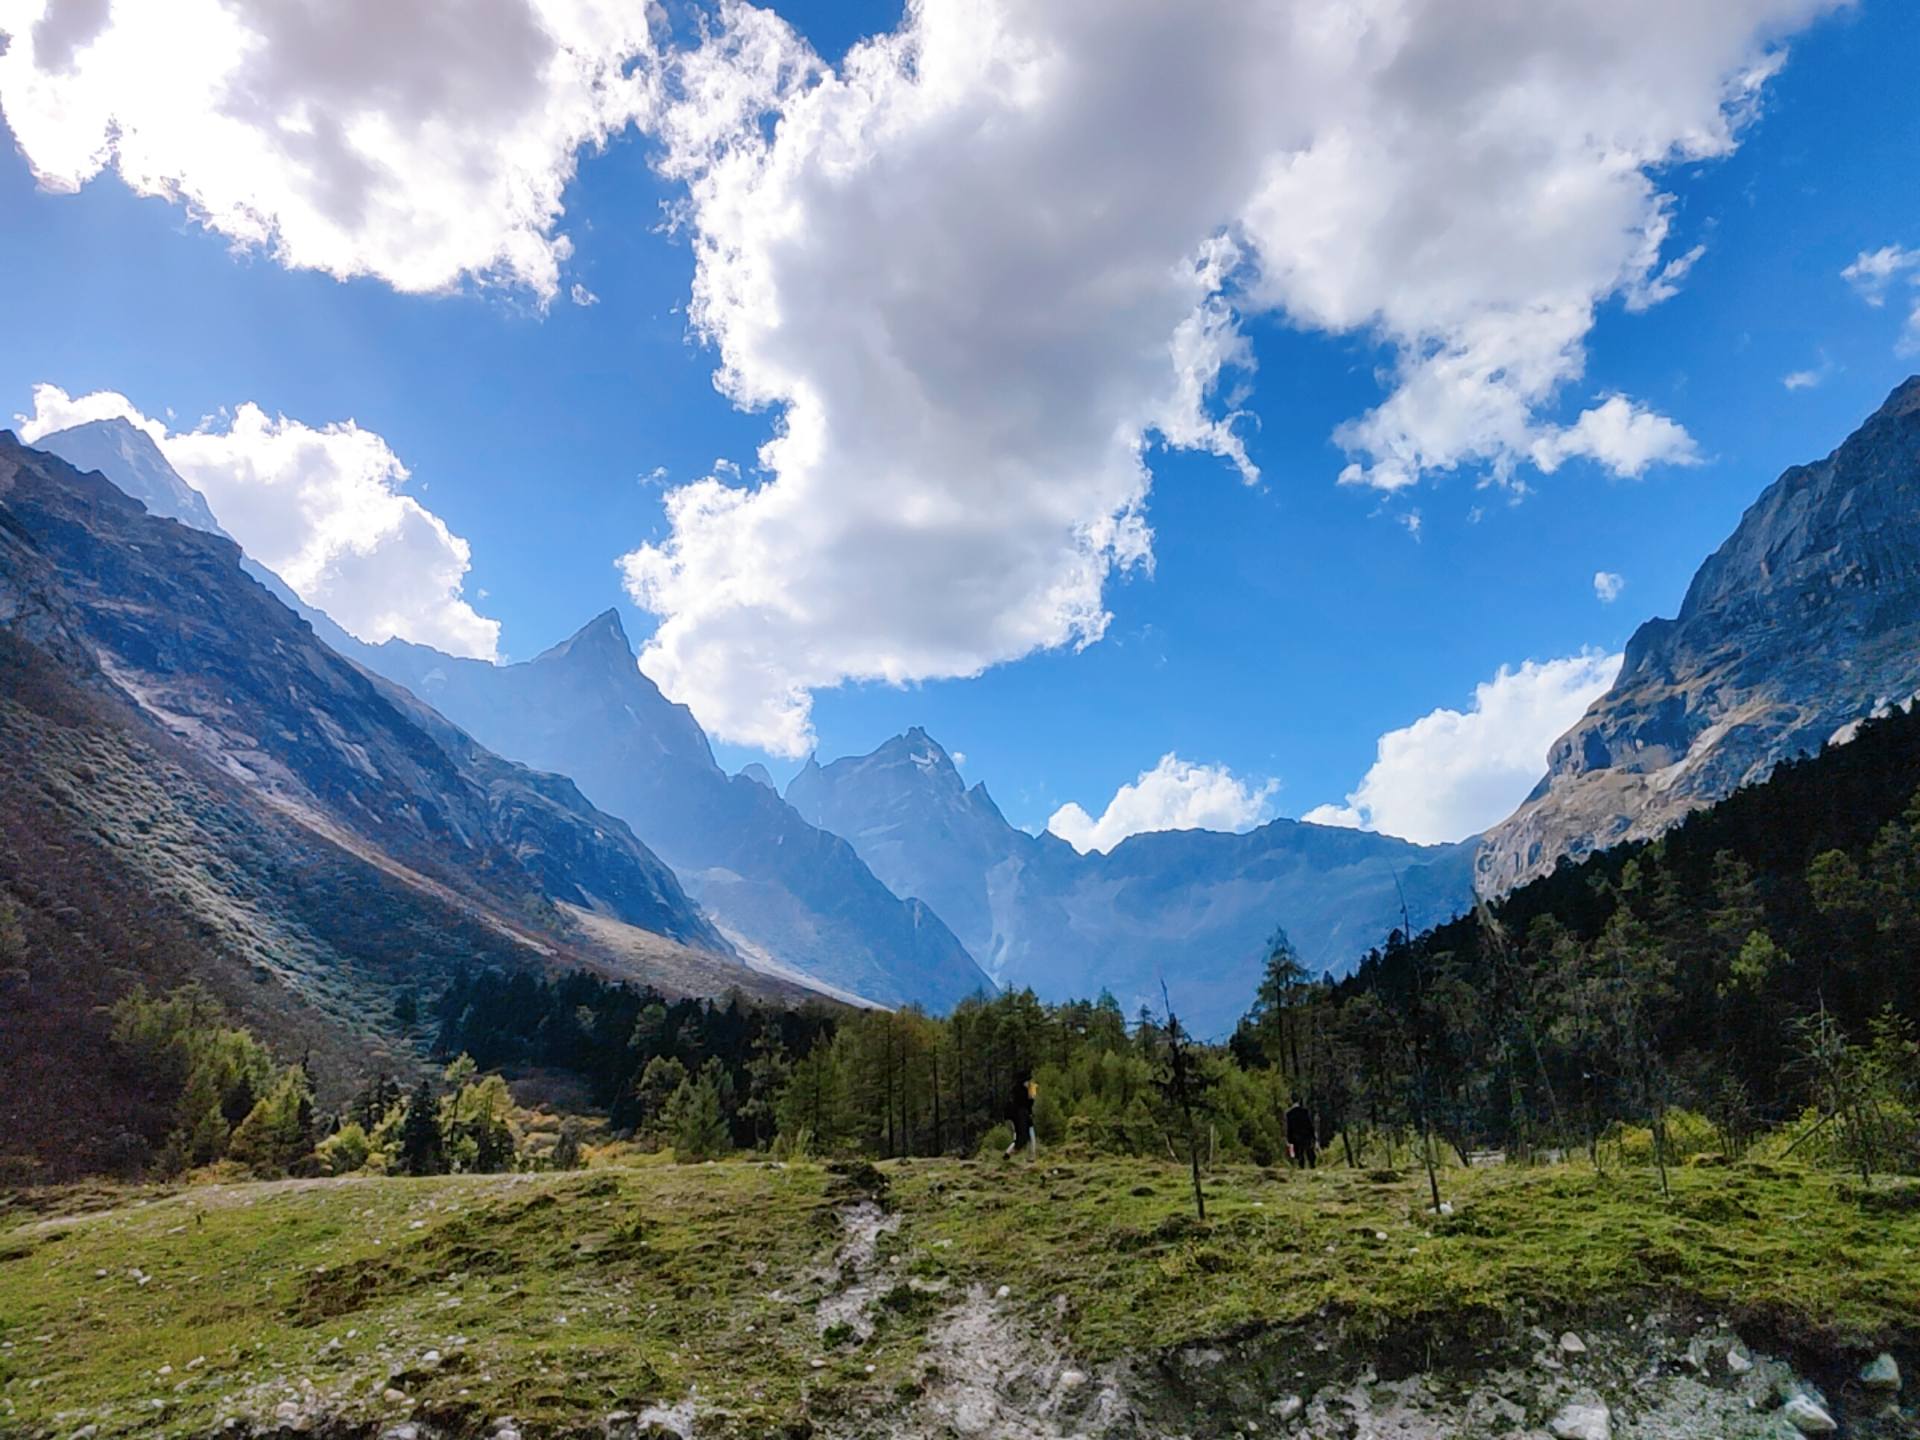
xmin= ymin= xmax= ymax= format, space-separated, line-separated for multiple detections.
xmin=1155 ymin=983 xmax=1212 ymax=1220
xmin=741 ymin=1024 xmax=791 ymax=1148
xmin=398 ymin=1080 xmax=444 ymax=1176
xmin=667 ymin=1074 xmax=730 ymax=1162
xmin=776 ymin=1041 xmax=849 ymax=1151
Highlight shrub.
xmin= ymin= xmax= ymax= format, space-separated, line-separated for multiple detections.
xmin=976 ymin=1122 xmax=1014 ymax=1159
xmin=315 ymin=1122 xmax=371 ymax=1176
xmin=1603 ymin=1108 xmax=1725 ymax=1168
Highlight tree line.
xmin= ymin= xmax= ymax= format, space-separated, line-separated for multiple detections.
xmin=107 ymin=704 xmax=1920 ymax=1188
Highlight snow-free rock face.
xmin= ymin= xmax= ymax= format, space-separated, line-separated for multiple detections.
xmin=33 ymin=420 xmax=973 ymax=1009
xmin=35 ymin=417 xmax=228 ymax=538
xmin=787 ymin=728 xmax=1477 ymax=1034
xmin=357 ymin=617 xmax=994 ymax=1011
xmin=0 ymin=430 xmax=726 ymax=955
xmin=786 ymin=728 xmax=1027 ymax=969
xmin=1479 ymin=377 xmax=1920 ymax=894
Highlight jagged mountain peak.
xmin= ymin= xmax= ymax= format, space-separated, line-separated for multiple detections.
xmin=879 ymin=726 xmax=964 ymax=781
xmin=34 ymin=417 xmax=228 ymax=539
xmin=1478 ymin=375 xmax=1920 ymax=894
xmin=536 ymin=606 xmax=634 ymax=665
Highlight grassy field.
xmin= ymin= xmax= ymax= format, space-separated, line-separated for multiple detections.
xmin=2 ymin=1153 xmax=1916 ymax=1437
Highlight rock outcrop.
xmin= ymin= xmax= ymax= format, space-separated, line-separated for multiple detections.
xmin=1480 ymin=376 xmax=1920 ymax=894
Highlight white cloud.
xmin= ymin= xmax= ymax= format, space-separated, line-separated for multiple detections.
xmin=1530 ymin=395 xmax=1702 ymax=477
xmin=0 ymin=0 xmax=656 ymax=299
xmin=619 ymin=0 xmax=1830 ymax=753
xmin=1593 ymin=570 xmax=1627 ymax=604
xmin=569 ymin=282 xmax=600 ymax=307
xmin=19 ymin=384 xmax=499 ymax=659
xmin=1842 ymin=245 xmax=1920 ymax=305
xmin=1303 ymin=651 xmax=1622 ymax=845
xmin=1048 ymin=753 xmax=1278 ymax=855
xmin=1782 ymin=368 xmax=1821 ymax=390
xmin=1843 ymin=244 xmax=1920 ymax=351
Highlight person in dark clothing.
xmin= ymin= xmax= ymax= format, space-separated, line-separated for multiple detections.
xmin=1005 ymin=1077 xmax=1038 ymax=1159
xmin=1284 ymin=1098 xmax=1318 ymax=1169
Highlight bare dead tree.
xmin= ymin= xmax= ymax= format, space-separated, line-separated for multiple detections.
xmin=1158 ymin=980 xmax=1209 ymax=1221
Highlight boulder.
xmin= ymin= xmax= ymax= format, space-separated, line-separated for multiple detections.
xmin=1859 ymin=1353 xmax=1900 ymax=1391
xmin=1548 ymin=1400 xmax=1611 ymax=1440
xmin=1780 ymin=1394 xmax=1837 ymax=1434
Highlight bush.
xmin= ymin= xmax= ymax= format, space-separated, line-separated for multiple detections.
xmin=315 ymin=1122 xmax=371 ymax=1176
xmin=1604 ymin=1108 xmax=1725 ymax=1168
xmin=976 ymin=1122 xmax=1014 ymax=1159
xmin=771 ymin=1126 xmax=814 ymax=1163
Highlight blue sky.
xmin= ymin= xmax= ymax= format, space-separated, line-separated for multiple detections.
xmin=2 ymin=0 xmax=1917 ymax=845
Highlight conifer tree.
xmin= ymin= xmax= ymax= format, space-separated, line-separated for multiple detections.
xmin=667 ymin=1074 xmax=730 ymax=1162
xmin=398 ymin=1079 xmax=444 ymax=1176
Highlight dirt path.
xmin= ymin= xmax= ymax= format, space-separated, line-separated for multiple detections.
xmin=892 ymin=1283 xmax=1127 ymax=1440
xmin=814 ymin=1198 xmax=902 ymax=1341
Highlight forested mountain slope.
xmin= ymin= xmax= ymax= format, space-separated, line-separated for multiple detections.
xmin=1324 ymin=693 xmax=1920 ymax=1158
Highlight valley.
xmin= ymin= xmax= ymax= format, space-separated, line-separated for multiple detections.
xmin=6 ymin=7 xmax=1920 ymax=1437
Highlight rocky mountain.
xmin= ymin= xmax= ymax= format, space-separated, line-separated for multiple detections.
xmin=355 ymin=619 xmax=994 ymax=1011
xmin=786 ymin=728 xmax=1477 ymax=1036
xmin=0 ymin=431 xmax=804 ymax=1176
xmin=1479 ymin=375 xmax=1920 ymax=894
xmin=34 ymin=417 xmax=987 ymax=1011
xmin=34 ymin=417 xmax=228 ymax=536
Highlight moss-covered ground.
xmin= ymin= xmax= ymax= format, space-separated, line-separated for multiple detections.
xmin=2 ymin=1154 xmax=1916 ymax=1437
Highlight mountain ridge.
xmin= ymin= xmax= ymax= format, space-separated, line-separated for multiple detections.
xmin=1 ymin=429 xmax=826 ymax=1178
xmin=1479 ymin=374 xmax=1920 ymax=893
xmin=787 ymin=725 xmax=1477 ymax=1035
xmin=349 ymin=617 xmax=994 ymax=1011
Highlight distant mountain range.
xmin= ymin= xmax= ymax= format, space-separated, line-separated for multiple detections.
xmin=349 ymin=615 xmax=994 ymax=1011
xmin=1480 ymin=376 xmax=1920 ymax=893
xmin=786 ymin=728 xmax=1476 ymax=1033
xmin=17 ymin=373 xmax=1919 ymax=1054
xmin=24 ymin=418 xmax=1478 ymax=1031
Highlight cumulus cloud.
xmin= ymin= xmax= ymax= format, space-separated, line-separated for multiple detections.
xmin=1593 ymin=570 xmax=1627 ymax=604
xmin=1782 ymin=368 xmax=1821 ymax=390
xmin=1843 ymin=244 xmax=1920 ymax=350
xmin=0 ymin=0 xmax=655 ymax=299
xmin=618 ymin=0 xmax=1830 ymax=753
xmin=1530 ymin=395 xmax=1702 ymax=477
xmin=1303 ymin=651 xmax=1623 ymax=845
xmin=1048 ymin=753 xmax=1278 ymax=855
xmin=19 ymin=384 xmax=499 ymax=658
